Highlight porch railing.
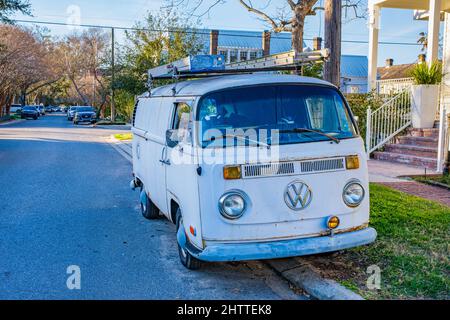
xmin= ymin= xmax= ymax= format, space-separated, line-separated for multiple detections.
xmin=366 ymin=88 xmax=412 ymax=155
xmin=376 ymin=78 xmax=414 ymax=95
xmin=437 ymin=84 xmax=450 ymax=172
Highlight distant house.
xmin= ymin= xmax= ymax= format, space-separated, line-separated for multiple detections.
xmin=200 ymin=29 xmax=369 ymax=93
xmin=340 ymin=55 xmax=369 ymax=94
xmin=200 ymin=29 xmax=301 ymax=63
xmin=377 ymin=59 xmax=415 ymax=80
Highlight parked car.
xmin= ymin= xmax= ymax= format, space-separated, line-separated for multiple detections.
xmin=36 ymin=106 xmax=45 ymax=116
xmin=67 ymin=107 xmax=80 ymax=121
xmin=73 ymin=107 xmax=97 ymax=125
xmin=20 ymin=106 xmax=39 ymax=120
xmin=10 ymin=104 xmax=22 ymax=114
xmin=130 ymin=73 xmax=377 ymax=270
xmin=45 ymin=106 xmax=53 ymax=113
xmin=51 ymin=106 xmax=61 ymax=112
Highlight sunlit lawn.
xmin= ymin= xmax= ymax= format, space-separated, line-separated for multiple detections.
xmin=114 ymin=133 xmax=133 ymax=141
xmin=306 ymin=184 xmax=449 ymax=300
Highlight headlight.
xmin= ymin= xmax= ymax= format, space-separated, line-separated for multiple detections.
xmin=218 ymin=191 xmax=247 ymax=220
xmin=343 ymin=180 xmax=365 ymax=207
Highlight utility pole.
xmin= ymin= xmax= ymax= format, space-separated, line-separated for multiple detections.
xmin=323 ymin=0 xmax=342 ymax=88
xmin=111 ymin=27 xmax=116 ymax=122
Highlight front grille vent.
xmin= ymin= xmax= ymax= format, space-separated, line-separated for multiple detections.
xmin=242 ymin=157 xmax=346 ymax=179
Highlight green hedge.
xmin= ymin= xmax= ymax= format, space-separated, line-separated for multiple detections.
xmin=345 ymin=92 xmax=383 ymax=140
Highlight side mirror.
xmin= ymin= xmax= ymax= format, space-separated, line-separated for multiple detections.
xmin=166 ymin=129 xmax=179 ymax=148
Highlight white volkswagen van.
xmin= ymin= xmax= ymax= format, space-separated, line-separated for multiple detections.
xmin=131 ymin=73 xmax=377 ymax=269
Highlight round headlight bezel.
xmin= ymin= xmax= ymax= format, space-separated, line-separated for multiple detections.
xmin=218 ymin=190 xmax=248 ymax=220
xmin=343 ymin=180 xmax=365 ymax=208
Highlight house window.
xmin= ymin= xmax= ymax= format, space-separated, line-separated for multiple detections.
xmin=349 ymin=86 xmax=359 ymax=94
xmin=250 ymin=51 xmax=258 ymax=60
xmin=230 ymin=50 xmax=238 ymax=63
xmin=240 ymin=51 xmax=248 ymax=61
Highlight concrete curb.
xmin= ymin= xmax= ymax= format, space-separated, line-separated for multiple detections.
xmin=266 ymin=258 xmax=364 ymax=300
xmin=0 ymin=119 xmax=25 ymax=126
xmin=106 ymin=136 xmax=132 ymax=163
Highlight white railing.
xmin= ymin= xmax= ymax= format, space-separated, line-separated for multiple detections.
xmin=437 ymin=84 xmax=450 ymax=172
xmin=366 ymin=88 xmax=412 ymax=155
xmin=436 ymin=106 xmax=448 ymax=172
xmin=376 ymin=78 xmax=414 ymax=95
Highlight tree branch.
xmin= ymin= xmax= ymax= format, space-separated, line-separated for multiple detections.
xmin=239 ymin=0 xmax=291 ymax=32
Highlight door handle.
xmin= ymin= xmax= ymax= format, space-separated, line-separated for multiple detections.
xmin=160 ymin=159 xmax=171 ymax=165
xmin=159 ymin=147 xmax=171 ymax=165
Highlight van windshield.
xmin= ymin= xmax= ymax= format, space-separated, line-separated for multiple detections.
xmin=197 ymin=84 xmax=357 ymax=147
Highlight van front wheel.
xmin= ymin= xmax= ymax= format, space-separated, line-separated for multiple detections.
xmin=176 ymin=209 xmax=201 ymax=270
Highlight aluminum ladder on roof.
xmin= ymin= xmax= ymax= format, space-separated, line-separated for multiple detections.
xmin=147 ymin=49 xmax=330 ymax=81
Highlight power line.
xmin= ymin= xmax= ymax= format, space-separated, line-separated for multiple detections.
xmin=14 ymin=19 xmax=425 ymax=47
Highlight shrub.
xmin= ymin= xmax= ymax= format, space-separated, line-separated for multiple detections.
xmin=345 ymin=91 xmax=383 ymax=140
xmin=410 ymin=61 xmax=442 ymax=85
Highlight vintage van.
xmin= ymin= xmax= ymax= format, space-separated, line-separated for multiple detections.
xmin=130 ymin=73 xmax=377 ymax=270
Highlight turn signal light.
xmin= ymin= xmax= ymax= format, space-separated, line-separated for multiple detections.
xmin=223 ymin=166 xmax=242 ymax=180
xmin=189 ymin=226 xmax=196 ymax=237
xmin=346 ymin=155 xmax=360 ymax=170
xmin=327 ymin=216 xmax=340 ymax=230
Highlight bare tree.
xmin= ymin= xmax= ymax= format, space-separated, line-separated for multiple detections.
xmin=0 ymin=25 xmax=55 ymax=116
xmin=58 ymin=29 xmax=110 ymax=111
xmin=165 ymin=0 xmax=366 ymax=58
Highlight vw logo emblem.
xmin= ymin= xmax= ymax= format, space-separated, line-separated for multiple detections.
xmin=284 ymin=181 xmax=312 ymax=211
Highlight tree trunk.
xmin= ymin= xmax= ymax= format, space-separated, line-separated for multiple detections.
xmin=20 ymin=88 xmax=28 ymax=106
xmin=292 ymin=8 xmax=306 ymax=57
xmin=5 ymin=95 xmax=12 ymax=116
xmin=323 ymin=0 xmax=342 ymax=87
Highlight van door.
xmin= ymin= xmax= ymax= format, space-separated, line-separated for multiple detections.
xmin=164 ymin=100 xmax=203 ymax=248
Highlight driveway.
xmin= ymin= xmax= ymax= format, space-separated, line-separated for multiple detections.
xmin=0 ymin=114 xmax=304 ymax=300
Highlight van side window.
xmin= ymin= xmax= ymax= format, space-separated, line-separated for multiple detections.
xmin=172 ymin=102 xmax=192 ymax=144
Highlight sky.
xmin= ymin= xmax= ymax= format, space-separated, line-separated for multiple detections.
xmin=12 ymin=0 xmax=441 ymax=66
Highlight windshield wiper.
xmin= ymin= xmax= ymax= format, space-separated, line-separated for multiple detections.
xmin=204 ymin=134 xmax=271 ymax=149
xmin=279 ymin=128 xmax=340 ymax=144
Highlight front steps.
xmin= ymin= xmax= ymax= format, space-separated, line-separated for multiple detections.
xmin=373 ymin=127 xmax=439 ymax=170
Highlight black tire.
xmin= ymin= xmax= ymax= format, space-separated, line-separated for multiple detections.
xmin=176 ymin=209 xmax=201 ymax=270
xmin=140 ymin=188 xmax=160 ymax=220
xmin=33 ymin=116 xmax=38 ymax=120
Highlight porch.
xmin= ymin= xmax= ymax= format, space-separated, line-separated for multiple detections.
xmin=366 ymin=0 xmax=450 ymax=173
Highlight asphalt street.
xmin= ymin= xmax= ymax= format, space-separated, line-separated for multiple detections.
xmin=0 ymin=114 xmax=305 ymax=299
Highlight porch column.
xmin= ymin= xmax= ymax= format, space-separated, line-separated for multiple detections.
xmin=368 ymin=3 xmax=380 ymax=92
xmin=426 ymin=0 xmax=442 ymax=64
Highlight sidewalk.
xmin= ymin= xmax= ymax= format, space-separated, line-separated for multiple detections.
xmin=368 ymin=159 xmax=426 ymax=183
xmin=107 ymin=135 xmax=132 ymax=163
xmin=368 ymin=160 xmax=449 ymax=207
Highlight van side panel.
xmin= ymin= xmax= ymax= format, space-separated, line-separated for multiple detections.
xmin=133 ymin=97 xmax=169 ymax=214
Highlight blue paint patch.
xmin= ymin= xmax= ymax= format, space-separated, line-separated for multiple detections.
xmin=140 ymin=189 xmax=147 ymax=205
xmin=185 ymin=227 xmax=377 ymax=262
xmin=177 ymin=225 xmax=187 ymax=249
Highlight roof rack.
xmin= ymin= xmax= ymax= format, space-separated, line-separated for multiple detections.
xmin=146 ymin=49 xmax=329 ymax=89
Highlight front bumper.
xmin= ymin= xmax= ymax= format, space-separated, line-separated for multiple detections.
xmin=75 ymin=117 xmax=96 ymax=122
xmin=180 ymin=227 xmax=377 ymax=262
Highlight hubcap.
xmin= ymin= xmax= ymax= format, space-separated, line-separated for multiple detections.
xmin=178 ymin=217 xmax=187 ymax=259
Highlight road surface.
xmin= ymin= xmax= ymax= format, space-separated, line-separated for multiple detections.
xmin=0 ymin=114 xmax=305 ymax=300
